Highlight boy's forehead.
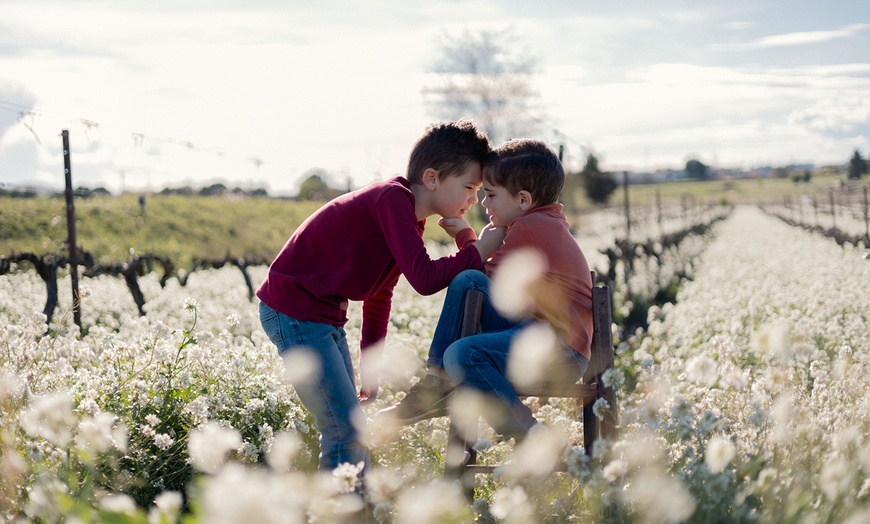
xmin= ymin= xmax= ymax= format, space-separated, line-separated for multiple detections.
xmin=455 ymin=161 xmax=482 ymax=182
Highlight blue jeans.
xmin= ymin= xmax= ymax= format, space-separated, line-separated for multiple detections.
xmin=427 ymin=270 xmax=517 ymax=368
xmin=435 ymin=270 xmax=589 ymax=439
xmin=259 ymin=301 xmax=369 ymax=471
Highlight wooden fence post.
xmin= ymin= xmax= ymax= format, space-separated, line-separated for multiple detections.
xmin=864 ymin=186 xmax=868 ymax=241
xmin=62 ymin=130 xmax=82 ymax=335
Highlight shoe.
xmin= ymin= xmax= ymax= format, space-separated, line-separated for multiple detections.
xmin=377 ymin=374 xmax=454 ymax=425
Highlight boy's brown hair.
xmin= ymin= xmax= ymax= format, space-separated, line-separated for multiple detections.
xmin=484 ymin=139 xmax=564 ymax=207
xmin=406 ymin=120 xmax=491 ymax=184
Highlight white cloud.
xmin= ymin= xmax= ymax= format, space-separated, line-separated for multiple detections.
xmin=720 ymin=23 xmax=870 ymax=50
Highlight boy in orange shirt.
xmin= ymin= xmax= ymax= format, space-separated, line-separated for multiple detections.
xmin=380 ymin=139 xmax=593 ymax=441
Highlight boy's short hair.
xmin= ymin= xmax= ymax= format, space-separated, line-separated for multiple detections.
xmin=484 ymin=139 xmax=564 ymax=206
xmin=406 ymin=120 xmax=491 ymax=184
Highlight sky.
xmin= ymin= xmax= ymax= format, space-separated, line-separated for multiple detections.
xmin=1 ymin=0 xmax=868 ymax=196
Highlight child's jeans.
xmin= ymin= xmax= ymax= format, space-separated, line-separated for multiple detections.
xmin=426 ymin=269 xmax=517 ymax=368
xmin=259 ymin=301 xmax=369 ymax=471
xmin=434 ymin=270 xmax=589 ymax=439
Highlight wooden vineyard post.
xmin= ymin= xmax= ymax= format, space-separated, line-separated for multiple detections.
xmin=864 ymin=186 xmax=868 ymax=241
xmin=62 ymin=129 xmax=82 ymax=335
xmin=656 ymin=189 xmax=663 ymax=236
xmin=622 ymin=171 xmax=631 ymax=290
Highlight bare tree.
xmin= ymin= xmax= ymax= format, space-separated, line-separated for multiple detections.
xmin=422 ymin=27 xmax=543 ymax=144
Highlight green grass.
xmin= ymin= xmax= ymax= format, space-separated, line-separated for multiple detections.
xmin=0 ymin=193 xmax=467 ymax=268
xmin=1 ymin=171 xmax=858 ymax=268
xmin=614 ymin=170 xmax=848 ymax=207
xmin=0 ymin=194 xmax=325 ymax=267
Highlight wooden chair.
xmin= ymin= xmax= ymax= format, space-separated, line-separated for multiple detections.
xmin=443 ymin=276 xmax=618 ymax=500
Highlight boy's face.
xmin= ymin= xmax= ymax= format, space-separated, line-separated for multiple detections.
xmin=481 ymin=181 xmax=526 ymax=227
xmin=431 ymin=162 xmax=482 ymax=218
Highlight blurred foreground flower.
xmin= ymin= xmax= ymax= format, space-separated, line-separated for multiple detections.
xmin=189 ymin=421 xmax=243 ymax=474
xmin=704 ymin=435 xmax=736 ymax=473
xmin=395 ymin=480 xmax=471 ymax=524
xmin=507 ymin=322 xmax=560 ymax=389
xmin=19 ymin=392 xmax=75 ymax=447
xmin=490 ymin=248 xmax=546 ymax=319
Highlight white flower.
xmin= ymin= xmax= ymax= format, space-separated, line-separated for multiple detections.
xmin=501 ymin=424 xmax=565 ymax=479
xmin=154 ymin=433 xmax=174 ymax=450
xmin=145 ymin=414 xmax=161 ymax=426
xmin=100 ymin=494 xmax=138 ymax=515
xmin=266 ymin=431 xmax=302 ymax=472
xmin=76 ymin=412 xmax=119 ymax=454
xmin=240 ymin=442 xmax=259 ymax=462
xmin=705 ymin=436 xmax=736 ymax=473
xmin=183 ymin=297 xmax=198 ymax=313
xmin=507 ymin=322 xmax=560 ymax=389
xmin=820 ymin=459 xmax=852 ymax=500
xmin=20 ymin=393 xmax=75 ymax=447
xmin=395 ymin=480 xmax=469 ymax=524
xmin=592 ymin=398 xmax=611 ymax=421
xmin=189 ymin=421 xmax=242 ymax=474
xmin=490 ymin=248 xmax=547 ymax=319
xmin=490 ymin=486 xmax=534 ymax=522
xmin=77 ymin=397 xmax=99 ymax=416
xmin=226 ymin=312 xmax=240 ymax=327
xmin=332 ymin=461 xmax=364 ymax=494
xmin=0 ymin=371 xmax=25 ymax=402
xmin=602 ymin=368 xmax=624 ymax=388
xmin=149 ymin=491 xmax=183 ymax=524
xmin=686 ymin=355 xmax=718 ymax=386
xmin=623 ymin=469 xmax=696 ymax=524
xmin=602 ymin=458 xmax=628 ymax=483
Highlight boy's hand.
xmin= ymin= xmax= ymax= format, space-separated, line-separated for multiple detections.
xmin=474 ymin=222 xmax=506 ymax=260
xmin=358 ymin=384 xmax=378 ymax=405
xmin=438 ymin=217 xmax=472 ymax=238
xmin=359 ymin=351 xmax=379 ymax=405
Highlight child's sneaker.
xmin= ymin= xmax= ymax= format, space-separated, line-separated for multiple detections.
xmin=377 ymin=374 xmax=454 ymax=424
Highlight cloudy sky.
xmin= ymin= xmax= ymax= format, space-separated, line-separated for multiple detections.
xmin=1 ymin=0 xmax=868 ymax=195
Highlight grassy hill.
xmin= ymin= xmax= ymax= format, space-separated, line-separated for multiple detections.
xmin=0 ymin=193 xmax=476 ymax=268
xmin=0 ymin=170 xmax=854 ymax=268
xmin=0 ymin=194 xmax=326 ymax=267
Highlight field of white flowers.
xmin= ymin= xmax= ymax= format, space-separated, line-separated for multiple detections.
xmin=1 ymin=205 xmax=868 ymax=523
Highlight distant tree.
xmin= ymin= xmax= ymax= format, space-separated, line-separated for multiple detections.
xmin=772 ymin=167 xmax=790 ymax=179
xmin=248 ymin=187 xmax=269 ymax=197
xmin=791 ymin=170 xmax=811 ymax=184
xmin=160 ymin=186 xmax=193 ymax=195
xmin=580 ymin=153 xmax=618 ymax=205
xmin=297 ymin=169 xmax=343 ymax=201
xmin=848 ymin=149 xmax=868 ymax=179
xmin=199 ymin=183 xmax=228 ymax=196
xmin=422 ymin=27 xmax=542 ymax=143
xmin=685 ymin=158 xmax=709 ymax=180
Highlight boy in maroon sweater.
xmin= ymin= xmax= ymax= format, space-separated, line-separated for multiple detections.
xmin=256 ymin=121 xmax=505 ymax=473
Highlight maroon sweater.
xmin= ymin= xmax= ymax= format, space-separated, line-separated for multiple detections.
xmin=256 ymin=177 xmax=484 ymax=351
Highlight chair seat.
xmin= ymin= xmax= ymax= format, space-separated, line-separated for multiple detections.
xmin=514 ymin=382 xmax=599 ymax=399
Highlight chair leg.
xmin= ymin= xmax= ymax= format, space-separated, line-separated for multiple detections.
xmin=583 ymin=400 xmax=598 ymax=456
xmin=445 ymin=417 xmax=478 ymax=501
